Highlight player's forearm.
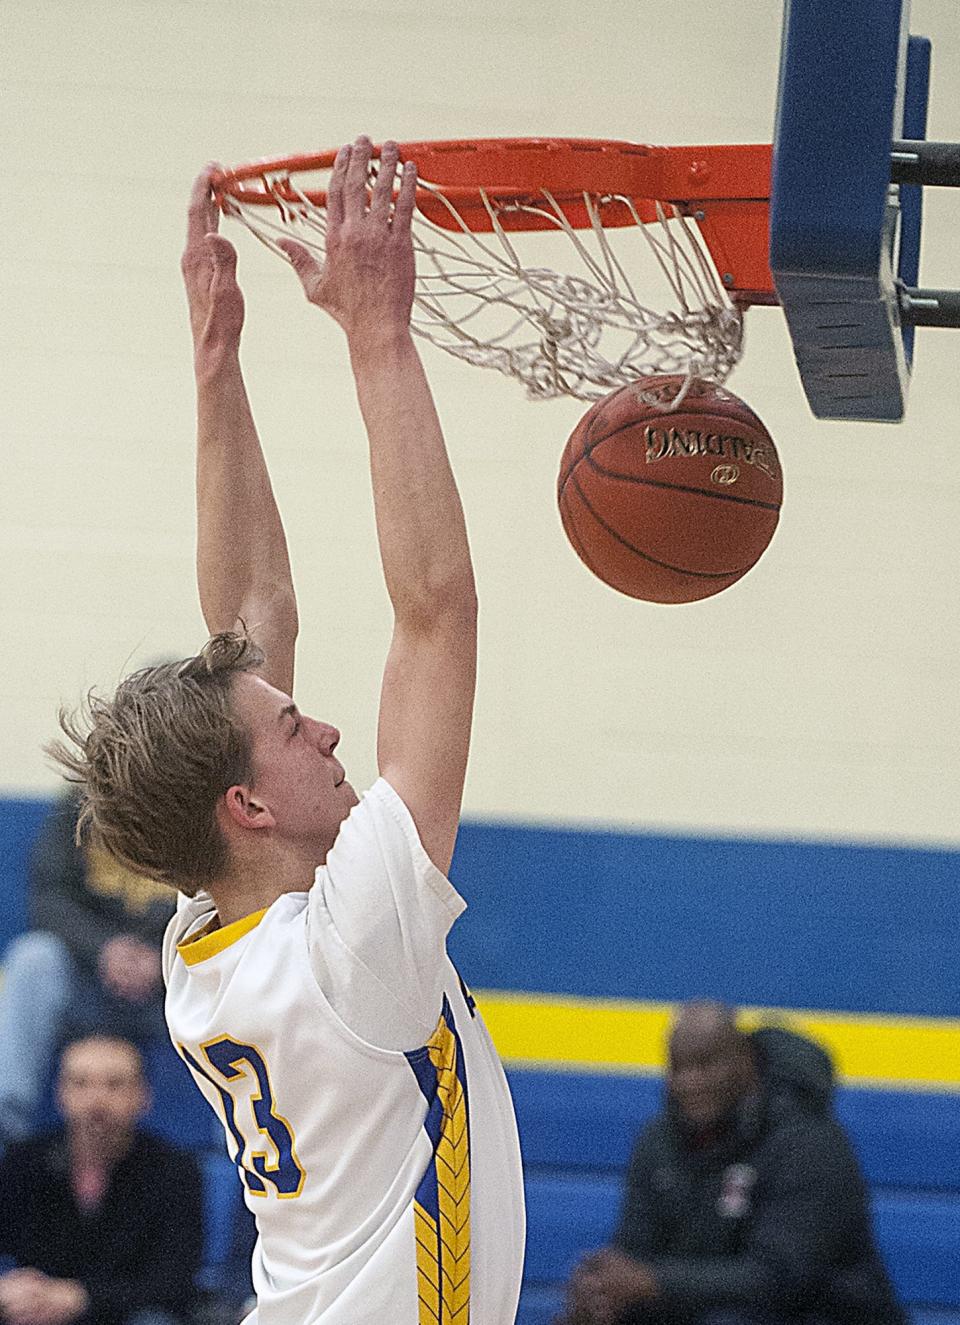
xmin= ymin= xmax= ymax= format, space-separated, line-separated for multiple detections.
xmin=195 ymin=352 xmax=299 ymax=661
xmin=349 ymin=329 xmax=476 ymax=623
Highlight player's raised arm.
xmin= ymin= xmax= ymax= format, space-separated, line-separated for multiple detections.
xmin=281 ymin=137 xmax=477 ymax=875
xmin=181 ymin=166 xmax=299 ymax=696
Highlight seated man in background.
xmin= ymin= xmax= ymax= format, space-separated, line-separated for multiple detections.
xmin=559 ymin=1000 xmax=906 ymax=1325
xmin=0 ymin=789 xmax=174 ymax=1145
xmin=0 ymin=1034 xmax=202 ymax=1325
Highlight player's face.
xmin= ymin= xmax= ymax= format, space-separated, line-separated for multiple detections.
xmin=231 ymin=672 xmax=359 ymax=856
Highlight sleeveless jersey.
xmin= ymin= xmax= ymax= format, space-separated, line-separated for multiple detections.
xmin=163 ymin=779 xmax=524 ymax=1325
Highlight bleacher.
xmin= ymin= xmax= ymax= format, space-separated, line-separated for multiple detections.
xmin=508 ymin=1068 xmax=960 ymax=1325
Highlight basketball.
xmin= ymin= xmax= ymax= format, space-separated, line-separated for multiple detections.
xmin=557 ymin=375 xmax=783 ymax=603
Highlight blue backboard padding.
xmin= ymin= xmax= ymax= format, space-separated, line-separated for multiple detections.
xmin=507 ymin=1069 xmax=960 ymax=1190
xmin=769 ymin=0 xmax=928 ymax=420
xmin=771 ymin=0 xmax=906 ymax=280
xmin=448 ymin=821 xmax=960 ymax=1017
xmin=899 ymin=34 xmax=932 ymax=365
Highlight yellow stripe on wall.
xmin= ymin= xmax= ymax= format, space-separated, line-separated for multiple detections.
xmin=473 ymin=990 xmax=960 ymax=1090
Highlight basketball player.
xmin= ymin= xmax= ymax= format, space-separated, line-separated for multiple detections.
xmin=52 ymin=138 xmax=524 ymax=1324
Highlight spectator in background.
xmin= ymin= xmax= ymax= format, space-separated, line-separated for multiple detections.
xmin=559 ymin=1000 xmax=906 ymax=1325
xmin=0 ymin=1034 xmax=202 ymax=1325
xmin=0 ymin=789 xmax=174 ymax=1144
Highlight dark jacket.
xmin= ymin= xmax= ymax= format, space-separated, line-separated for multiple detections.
xmin=0 ymin=1128 xmax=203 ymax=1325
xmin=614 ymin=1027 xmax=906 ymax=1325
xmin=28 ymin=793 xmax=174 ymax=973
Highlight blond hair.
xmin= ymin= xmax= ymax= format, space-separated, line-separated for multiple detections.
xmin=48 ymin=631 xmax=265 ymax=896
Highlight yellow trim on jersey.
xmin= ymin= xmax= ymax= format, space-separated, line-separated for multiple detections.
xmin=414 ymin=1201 xmax=442 ymax=1320
xmin=177 ymin=908 xmax=267 ymax=966
xmin=427 ymin=1019 xmax=470 ymax=1324
xmin=472 ymin=989 xmax=960 ymax=1090
xmin=414 ymin=1014 xmax=471 ymax=1325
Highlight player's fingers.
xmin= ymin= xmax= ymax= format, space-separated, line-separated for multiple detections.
xmin=205 ymin=164 xmax=224 ymax=236
xmin=325 ymin=144 xmax=349 ymax=229
xmin=370 ymin=140 xmax=399 ymax=221
xmin=278 ymin=238 xmax=323 ymax=299
xmin=186 ymin=164 xmax=220 ymax=247
xmin=391 ymin=158 xmax=418 ymax=234
xmin=206 ymin=234 xmax=238 ymax=286
xmin=342 ymin=135 xmax=373 ymax=219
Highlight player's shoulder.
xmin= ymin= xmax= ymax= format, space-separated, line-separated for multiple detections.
xmin=351 ymin=775 xmax=412 ymax=825
xmin=324 ymin=776 xmax=459 ymax=902
xmin=333 ymin=776 xmax=430 ymax=853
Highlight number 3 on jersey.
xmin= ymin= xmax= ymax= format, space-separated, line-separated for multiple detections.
xmin=180 ymin=1037 xmax=306 ymax=1198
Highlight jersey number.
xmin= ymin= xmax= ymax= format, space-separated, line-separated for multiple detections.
xmin=181 ymin=1038 xmax=306 ymax=1198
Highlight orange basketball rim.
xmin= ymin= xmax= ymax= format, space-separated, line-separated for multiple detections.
xmin=214 ymin=139 xmax=774 ymax=305
xmin=214 ymin=138 xmax=774 ymax=401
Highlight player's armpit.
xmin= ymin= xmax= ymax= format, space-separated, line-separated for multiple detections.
xmin=376 ymin=602 xmax=477 ymax=878
xmin=231 ymin=591 xmax=299 ymax=697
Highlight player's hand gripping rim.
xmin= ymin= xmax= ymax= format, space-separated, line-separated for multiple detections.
xmin=279 ymin=136 xmax=418 ymax=341
xmin=181 ymin=163 xmax=246 ymax=357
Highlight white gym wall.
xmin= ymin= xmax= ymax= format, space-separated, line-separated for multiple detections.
xmin=3 ymin=0 xmax=959 ymax=846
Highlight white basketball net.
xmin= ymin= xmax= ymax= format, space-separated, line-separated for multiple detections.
xmin=221 ymin=173 xmax=744 ymax=402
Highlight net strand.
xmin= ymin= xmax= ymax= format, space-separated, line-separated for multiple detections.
xmin=220 ymin=169 xmax=743 ymax=402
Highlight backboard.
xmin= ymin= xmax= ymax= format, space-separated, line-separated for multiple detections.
xmin=770 ymin=0 xmax=932 ymax=421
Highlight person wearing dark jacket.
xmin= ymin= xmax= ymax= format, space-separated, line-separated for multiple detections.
xmin=559 ymin=1001 xmax=906 ymax=1325
xmin=0 ymin=1035 xmax=202 ymax=1325
xmin=0 ymin=791 xmax=175 ymax=1144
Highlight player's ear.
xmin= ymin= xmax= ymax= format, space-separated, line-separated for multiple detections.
xmin=221 ymin=785 xmax=276 ymax=832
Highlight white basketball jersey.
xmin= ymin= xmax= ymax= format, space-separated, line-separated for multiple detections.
xmin=163 ymin=779 xmax=524 ymax=1325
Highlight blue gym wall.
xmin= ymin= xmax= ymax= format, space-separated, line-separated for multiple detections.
xmin=448 ymin=819 xmax=960 ymax=1017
